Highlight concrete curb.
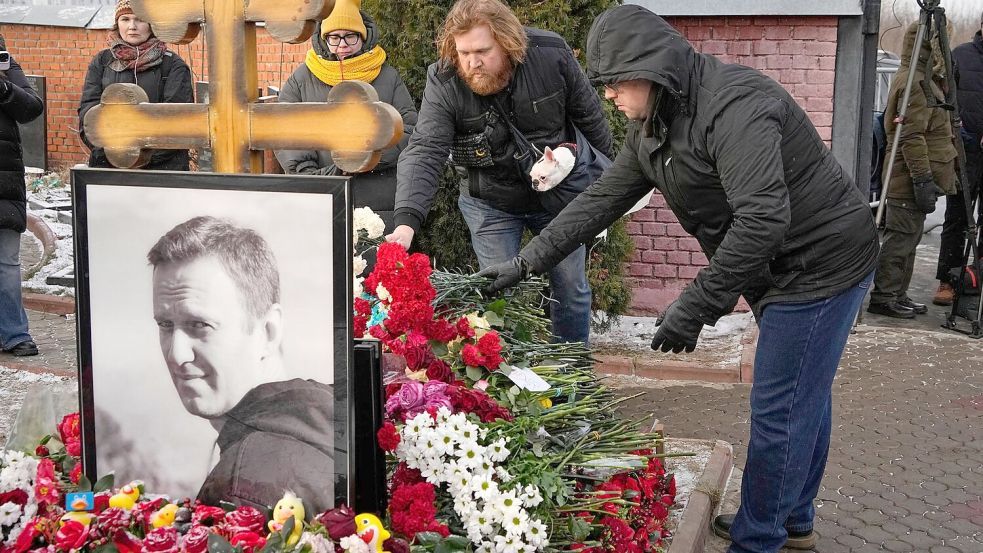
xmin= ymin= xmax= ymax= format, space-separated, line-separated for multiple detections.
xmin=668 ymin=439 xmax=735 ymax=553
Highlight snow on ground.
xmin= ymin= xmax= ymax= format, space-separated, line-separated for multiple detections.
xmin=0 ymin=369 xmax=77 ymax=449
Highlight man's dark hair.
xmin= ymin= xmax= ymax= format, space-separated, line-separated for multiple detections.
xmin=147 ymin=216 xmax=280 ymax=321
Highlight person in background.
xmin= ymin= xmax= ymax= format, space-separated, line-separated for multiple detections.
xmin=388 ymin=0 xmax=612 ymax=345
xmin=869 ymin=21 xmax=957 ymax=318
xmin=78 ymin=0 xmax=193 ymax=170
xmin=477 ymin=6 xmax=878 ymax=552
xmin=0 ymin=35 xmax=45 ymax=357
xmin=933 ymin=12 xmax=983 ymax=306
xmin=275 ymin=0 xmax=417 ymax=235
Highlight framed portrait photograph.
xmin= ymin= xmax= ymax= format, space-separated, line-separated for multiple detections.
xmin=72 ymin=168 xmax=353 ymax=513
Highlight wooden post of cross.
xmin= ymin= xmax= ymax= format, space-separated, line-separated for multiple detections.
xmin=82 ymin=0 xmax=402 ymax=174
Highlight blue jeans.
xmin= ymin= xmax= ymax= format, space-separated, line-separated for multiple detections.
xmin=0 ymin=229 xmax=32 ymax=350
xmin=728 ymin=271 xmax=874 ymax=553
xmin=458 ymin=194 xmax=591 ymax=344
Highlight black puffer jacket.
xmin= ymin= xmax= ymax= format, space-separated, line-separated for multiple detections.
xmin=0 ymin=55 xmax=45 ymax=232
xmin=521 ymin=6 xmax=878 ymax=323
xmin=78 ymin=48 xmax=193 ymax=170
xmin=394 ymin=28 xmax=612 ymax=232
xmin=954 ymin=32 xmax=983 ymax=142
xmin=274 ymin=12 xmax=418 ymax=233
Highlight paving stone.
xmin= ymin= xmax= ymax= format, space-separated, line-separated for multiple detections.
xmin=883 ymin=539 xmax=916 ymax=552
xmin=897 ymin=530 xmax=941 ymax=550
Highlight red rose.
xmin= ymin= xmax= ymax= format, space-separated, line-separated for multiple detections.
xmin=132 ymin=498 xmax=166 ymax=526
xmin=225 ymin=506 xmax=265 ymax=534
xmin=93 ymin=493 xmax=111 ymax=513
xmin=181 ymin=525 xmax=210 ymax=553
xmin=34 ymin=445 xmax=49 ymax=457
xmin=13 ymin=518 xmax=42 ymax=553
xmin=142 ymin=527 xmax=179 ymax=553
xmin=55 ymin=520 xmax=90 ymax=551
xmin=315 ymin=504 xmax=356 ymax=540
xmin=376 ymin=421 xmax=401 ymax=452
xmin=425 ymin=359 xmax=453 ymax=383
xmin=382 ymin=537 xmax=410 ymax=553
xmin=69 ymin=463 xmax=82 ymax=485
xmin=0 ymin=489 xmax=28 ymax=507
xmin=58 ymin=413 xmax=81 ymax=444
xmin=230 ymin=532 xmax=265 ymax=553
xmin=112 ymin=530 xmax=144 ymax=553
xmin=191 ymin=505 xmax=225 ymax=526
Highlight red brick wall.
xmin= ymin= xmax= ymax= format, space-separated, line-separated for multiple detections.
xmin=1 ymin=24 xmax=309 ymax=169
xmin=626 ymin=15 xmax=839 ymax=315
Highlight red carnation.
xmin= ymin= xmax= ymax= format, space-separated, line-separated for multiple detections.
xmin=376 ymin=421 xmax=401 ymax=452
xmin=0 ymin=489 xmax=28 ymax=507
xmin=455 ymin=317 xmax=475 ymax=339
xmin=55 ymin=520 xmax=90 ymax=551
xmin=230 ymin=531 xmax=266 ymax=553
xmin=388 ymin=483 xmax=449 ymax=539
xmin=12 ymin=518 xmax=42 ymax=553
xmin=142 ymin=527 xmax=179 ymax=553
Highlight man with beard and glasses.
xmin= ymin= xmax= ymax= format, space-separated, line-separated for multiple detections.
xmin=476 ymin=6 xmax=878 ymax=553
xmin=387 ymin=0 xmax=611 ymax=345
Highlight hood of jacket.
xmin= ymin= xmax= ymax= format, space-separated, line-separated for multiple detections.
xmin=585 ymin=5 xmax=696 ymax=101
xmin=900 ymin=20 xmax=950 ymax=80
xmin=311 ymin=9 xmax=380 ymax=61
xmin=218 ymin=378 xmax=334 ymax=456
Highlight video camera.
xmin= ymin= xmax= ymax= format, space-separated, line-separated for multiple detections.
xmin=0 ymin=51 xmax=10 ymax=71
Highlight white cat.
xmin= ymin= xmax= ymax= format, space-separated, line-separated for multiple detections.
xmin=529 ymin=144 xmax=576 ymax=192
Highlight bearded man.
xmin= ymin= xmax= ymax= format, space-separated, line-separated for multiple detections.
xmin=388 ymin=0 xmax=611 ymax=345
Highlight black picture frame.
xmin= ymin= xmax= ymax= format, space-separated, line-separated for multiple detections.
xmin=72 ymin=168 xmax=353 ymax=511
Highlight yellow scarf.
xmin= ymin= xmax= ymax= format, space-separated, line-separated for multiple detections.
xmin=305 ymin=46 xmax=387 ymax=86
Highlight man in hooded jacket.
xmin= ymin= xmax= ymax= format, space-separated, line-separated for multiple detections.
xmin=477 ymin=6 xmax=878 ymax=552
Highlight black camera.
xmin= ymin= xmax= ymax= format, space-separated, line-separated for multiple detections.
xmin=0 ymin=51 xmax=10 ymax=71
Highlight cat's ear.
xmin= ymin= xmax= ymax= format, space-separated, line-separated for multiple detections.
xmin=543 ymin=147 xmax=554 ymax=161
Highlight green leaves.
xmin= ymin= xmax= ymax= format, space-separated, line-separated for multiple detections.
xmin=414 ymin=532 xmax=470 ymax=553
xmin=93 ymin=473 xmax=115 ymax=493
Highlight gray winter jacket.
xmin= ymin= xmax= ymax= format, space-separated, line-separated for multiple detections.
xmin=520 ymin=6 xmax=879 ymax=323
xmin=394 ymin=28 xmax=612 ymax=232
xmin=274 ymin=12 xmax=417 ymax=231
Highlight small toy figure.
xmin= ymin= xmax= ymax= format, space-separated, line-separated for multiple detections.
xmin=267 ymin=491 xmax=306 ymax=545
xmin=108 ymin=482 xmax=141 ymax=509
xmin=354 ymin=513 xmax=391 ymax=553
xmin=150 ymin=503 xmax=179 ymax=528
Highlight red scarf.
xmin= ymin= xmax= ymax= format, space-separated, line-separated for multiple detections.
xmin=107 ymin=31 xmax=167 ymax=73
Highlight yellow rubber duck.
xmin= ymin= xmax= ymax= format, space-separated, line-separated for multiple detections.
xmin=150 ymin=503 xmax=179 ymax=528
xmin=108 ymin=483 xmax=141 ymax=510
xmin=60 ymin=512 xmax=95 ymax=526
xmin=267 ymin=491 xmax=305 ymax=545
xmin=355 ymin=513 xmax=391 ymax=553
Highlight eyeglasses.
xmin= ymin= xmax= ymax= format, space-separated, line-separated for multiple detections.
xmin=326 ymin=33 xmax=361 ymax=46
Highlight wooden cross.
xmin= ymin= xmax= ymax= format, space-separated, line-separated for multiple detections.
xmin=82 ymin=0 xmax=403 ymax=174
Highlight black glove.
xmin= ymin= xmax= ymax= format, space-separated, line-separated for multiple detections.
xmin=0 ymin=78 xmax=8 ymax=99
xmin=650 ymin=302 xmax=705 ymax=354
xmin=476 ymin=256 xmax=530 ymax=295
xmin=911 ymin=174 xmax=938 ymax=214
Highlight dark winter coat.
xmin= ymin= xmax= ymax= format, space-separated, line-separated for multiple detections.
xmin=954 ymin=31 xmax=983 ymax=141
xmin=274 ymin=12 xmax=418 ymax=233
xmin=394 ymin=28 xmax=612 ymax=232
xmin=78 ymin=48 xmax=193 ymax=170
xmin=197 ymin=378 xmax=335 ymax=513
xmin=0 ymin=55 xmax=45 ymax=232
xmin=521 ymin=6 xmax=879 ymax=324
xmin=883 ymin=22 xmax=958 ymax=202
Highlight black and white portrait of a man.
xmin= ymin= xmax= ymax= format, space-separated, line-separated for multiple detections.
xmin=75 ymin=174 xmax=348 ymax=513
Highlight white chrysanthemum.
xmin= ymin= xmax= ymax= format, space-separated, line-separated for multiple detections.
xmin=297 ymin=532 xmax=335 ymax=553
xmin=0 ymin=502 xmax=22 ymax=526
xmin=521 ymin=485 xmax=543 ymax=508
xmin=470 ymin=473 xmax=500 ymax=503
xmin=502 ymin=510 xmax=530 ymax=538
xmin=353 ymin=207 xmax=386 ymax=239
xmin=376 ymin=283 xmax=391 ymax=302
xmin=495 ymin=466 xmax=513 ymax=483
xmin=492 ymin=491 xmax=524 ymax=521
xmin=475 ymin=542 xmax=495 ymax=553
xmin=353 ymin=276 xmax=363 ymax=301
xmin=525 ymin=519 xmax=549 ymax=548
xmin=493 ymin=533 xmax=522 ymax=553
xmin=488 ymin=438 xmax=510 ymax=462
xmin=456 ymin=442 xmax=488 ymax=471
xmin=352 ymin=255 xmax=367 ymax=277
xmin=339 ymin=534 xmax=372 ymax=553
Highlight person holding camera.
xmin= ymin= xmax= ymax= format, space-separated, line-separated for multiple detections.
xmin=78 ymin=0 xmax=193 ymax=170
xmin=0 ymin=36 xmax=45 ymax=357
xmin=868 ymin=22 xmax=958 ymax=318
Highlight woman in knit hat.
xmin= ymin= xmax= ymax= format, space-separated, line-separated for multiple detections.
xmin=77 ymin=0 xmax=193 ymax=170
xmin=275 ymin=0 xmax=417 ymax=237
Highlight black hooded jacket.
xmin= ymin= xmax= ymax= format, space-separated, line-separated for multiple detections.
xmin=954 ymin=31 xmax=983 ymax=142
xmin=520 ymin=6 xmax=878 ymax=323
xmin=394 ymin=27 xmax=612 ymax=232
xmin=197 ymin=378 xmax=336 ymax=513
xmin=0 ymin=55 xmax=45 ymax=232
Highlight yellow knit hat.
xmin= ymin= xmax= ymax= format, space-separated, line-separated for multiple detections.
xmin=114 ymin=0 xmax=133 ymax=22
xmin=321 ymin=0 xmax=367 ymax=39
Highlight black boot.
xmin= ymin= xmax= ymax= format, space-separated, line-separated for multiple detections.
xmin=867 ymin=301 xmax=916 ymax=319
xmin=712 ymin=513 xmax=817 ymax=550
xmin=898 ymin=295 xmax=928 ymax=314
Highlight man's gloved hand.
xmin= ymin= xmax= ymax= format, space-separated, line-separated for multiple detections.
xmin=476 ymin=256 xmax=530 ymax=295
xmin=911 ymin=174 xmax=939 ymax=214
xmin=0 ymin=78 xmax=9 ymax=99
xmin=650 ymin=302 xmax=705 ymax=354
